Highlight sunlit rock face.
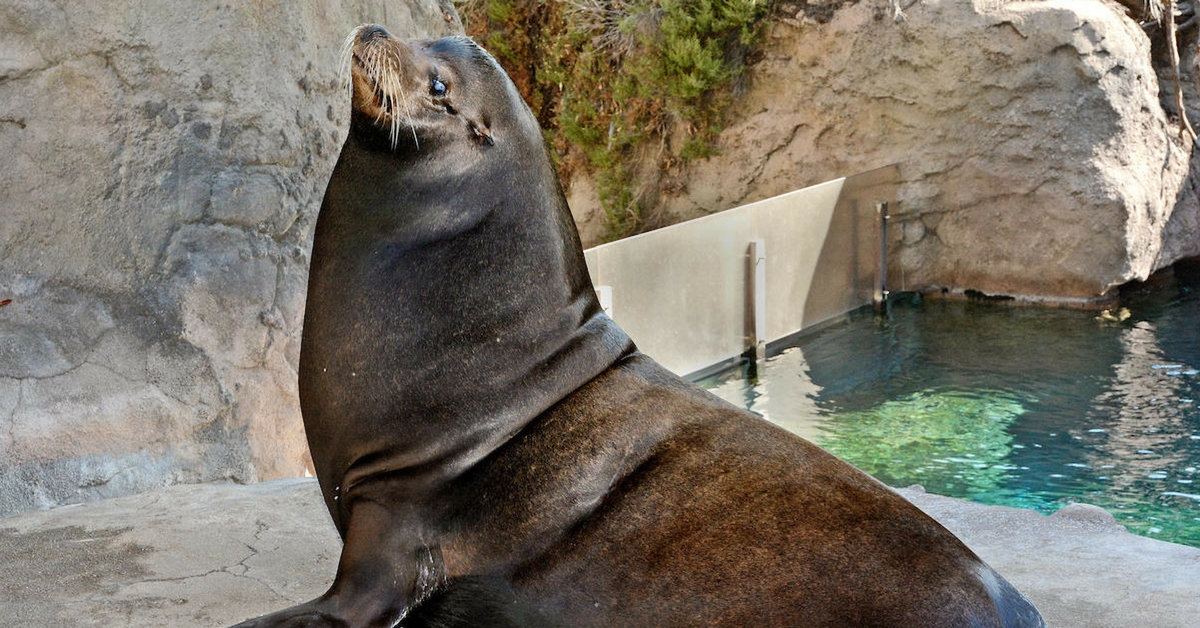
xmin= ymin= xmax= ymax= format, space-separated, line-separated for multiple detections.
xmin=570 ymin=0 xmax=1200 ymax=302
xmin=0 ymin=1 xmax=460 ymax=515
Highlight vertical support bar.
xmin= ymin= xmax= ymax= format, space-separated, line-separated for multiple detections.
xmin=874 ymin=201 xmax=889 ymax=312
xmin=747 ymin=238 xmax=767 ymax=366
xmin=595 ymin=285 xmax=613 ymax=318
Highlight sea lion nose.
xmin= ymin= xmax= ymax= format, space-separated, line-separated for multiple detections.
xmin=360 ymin=24 xmax=390 ymax=42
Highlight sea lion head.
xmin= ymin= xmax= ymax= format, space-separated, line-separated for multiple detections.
xmin=340 ymin=24 xmax=516 ymax=152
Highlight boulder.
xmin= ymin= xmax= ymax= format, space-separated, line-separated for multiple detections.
xmin=572 ymin=0 xmax=1200 ymax=302
xmin=0 ymin=1 xmax=461 ymax=515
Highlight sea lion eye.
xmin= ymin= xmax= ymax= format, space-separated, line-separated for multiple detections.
xmin=431 ymin=77 xmax=447 ymax=97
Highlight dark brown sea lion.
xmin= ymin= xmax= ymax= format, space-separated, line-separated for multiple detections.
xmin=229 ymin=24 xmax=1045 ymax=628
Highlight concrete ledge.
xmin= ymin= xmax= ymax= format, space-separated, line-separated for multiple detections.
xmin=895 ymin=486 xmax=1200 ymax=628
xmin=1 ymin=478 xmax=1196 ymax=627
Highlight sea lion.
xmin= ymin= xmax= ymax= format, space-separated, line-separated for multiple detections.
xmin=229 ymin=24 xmax=1045 ymax=628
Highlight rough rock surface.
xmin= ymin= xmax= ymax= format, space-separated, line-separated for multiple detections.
xmin=0 ymin=1 xmax=461 ymax=515
xmin=571 ymin=0 xmax=1200 ymax=301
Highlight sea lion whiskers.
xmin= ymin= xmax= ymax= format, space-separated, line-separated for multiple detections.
xmin=378 ymin=44 xmax=417 ymax=150
xmin=339 ymin=24 xmax=419 ymax=150
xmin=338 ymin=26 xmax=358 ymax=107
xmin=363 ymin=45 xmax=392 ymax=133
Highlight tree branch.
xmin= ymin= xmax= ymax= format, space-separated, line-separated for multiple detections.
xmin=1164 ymin=0 xmax=1197 ymax=140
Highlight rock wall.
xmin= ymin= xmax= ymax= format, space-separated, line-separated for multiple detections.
xmin=0 ymin=1 xmax=461 ymax=515
xmin=569 ymin=0 xmax=1200 ymax=302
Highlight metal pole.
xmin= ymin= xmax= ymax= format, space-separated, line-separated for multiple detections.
xmin=595 ymin=285 xmax=613 ymax=318
xmin=747 ymin=238 xmax=767 ymax=369
xmin=874 ymin=201 xmax=889 ymax=312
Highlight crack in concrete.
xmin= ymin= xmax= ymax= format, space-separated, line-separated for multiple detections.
xmin=132 ymin=492 xmax=166 ymax=514
xmin=127 ymin=534 xmax=295 ymax=604
xmin=254 ymin=256 xmax=295 ymax=370
xmin=228 ymin=537 xmax=297 ymax=603
xmin=0 ymin=57 xmax=54 ymax=85
xmin=8 ymin=354 xmax=86 ymax=382
xmin=5 ymin=378 xmax=22 ymax=444
xmin=10 ymin=341 xmax=185 ymax=404
xmin=1 ymin=287 xmax=121 ymax=382
xmin=735 ymin=121 xmax=806 ymax=207
xmin=1 ymin=44 xmax=151 ymax=89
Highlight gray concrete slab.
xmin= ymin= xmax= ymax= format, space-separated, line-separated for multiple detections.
xmin=0 ymin=478 xmax=1196 ymax=627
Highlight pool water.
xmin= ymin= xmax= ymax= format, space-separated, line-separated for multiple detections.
xmin=701 ymin=265 xmax=1200 ymax=547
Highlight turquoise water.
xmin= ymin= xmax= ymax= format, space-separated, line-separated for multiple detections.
xmin=702 ymin=266 xmax=1200 ymax=547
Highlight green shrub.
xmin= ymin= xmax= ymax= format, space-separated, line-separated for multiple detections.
xmin=461 ymin=0 xmax=772 ymax=241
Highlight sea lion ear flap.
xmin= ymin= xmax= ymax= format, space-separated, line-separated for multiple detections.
xmin=469 ymin=118 xmax=494 ymax=146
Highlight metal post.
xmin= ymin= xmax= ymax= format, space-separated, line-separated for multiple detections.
xmin=595 ymin=285 xmax=613 ymax=318
xmin=747 ymin=238 xmax=767 ymax=367
xmin=874 ymin=201 xmax=889 ymax=312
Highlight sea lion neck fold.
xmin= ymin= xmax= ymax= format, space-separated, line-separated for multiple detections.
xmin=300 ymin=32 xmax=633 ymax=529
